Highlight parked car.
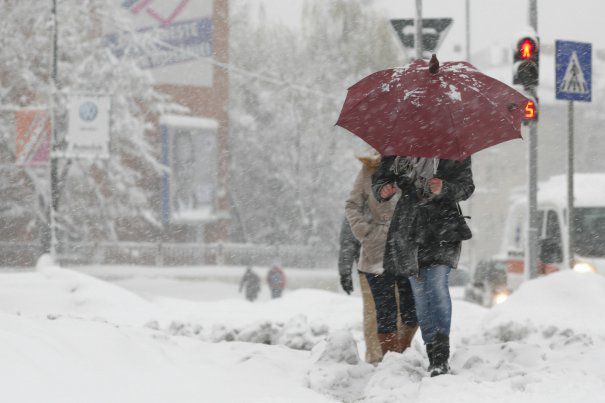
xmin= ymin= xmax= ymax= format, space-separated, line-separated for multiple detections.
xmin=449 ymin=264 xmax=471 ymax=287
xmin=464 ymin=259 xmax=508 ymax=307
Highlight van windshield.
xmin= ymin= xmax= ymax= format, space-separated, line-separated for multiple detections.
xmin=575 ymin=208 xmax=605 ymax=257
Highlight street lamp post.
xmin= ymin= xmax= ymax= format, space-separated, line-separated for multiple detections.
xmin=415 ymin=0 xmax=423 ymax=59
xmin=47 ymin=0 xmax=59 ymax=260
xmin=525 ymin=0 xmax=539 ymax=280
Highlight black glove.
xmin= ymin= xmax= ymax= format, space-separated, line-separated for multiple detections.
xmin=340 ymin=273 xmax=353 ymax=295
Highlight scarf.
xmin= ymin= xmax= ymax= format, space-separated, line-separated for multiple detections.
xmin=391 ymin=157 xmax=438 ymax=201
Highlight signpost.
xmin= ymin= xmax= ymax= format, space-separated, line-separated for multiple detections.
xmin=555 ymin=40 xmax=592 ymax=270
xmin=390 ymin=18 xmax=453 ymax=59
xmin=65 ymin=95 xmax=111 ymax=160
xmin=516 ymin=0 xmax=539 ymax=281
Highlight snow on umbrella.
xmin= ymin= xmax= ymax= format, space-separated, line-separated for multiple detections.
xmin=336 ymin=55 xmax=531 ymax=160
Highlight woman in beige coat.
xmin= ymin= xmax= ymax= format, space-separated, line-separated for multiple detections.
xmin=345 ymin=154 xmax=418 ymax=358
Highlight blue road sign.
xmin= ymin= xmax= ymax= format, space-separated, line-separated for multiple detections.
xmin=556 ymin=40 xmax=592 ymax=102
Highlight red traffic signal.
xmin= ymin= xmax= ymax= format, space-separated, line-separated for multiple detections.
xmin=520 ymin=39 xmax=535 ymax=59
xmin=513 ymin=36 xmax=539 ymax=89
xmin=523 ymin=100 xmax=538 ymax=122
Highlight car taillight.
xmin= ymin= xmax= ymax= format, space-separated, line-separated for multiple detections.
xmin=506 ymin=259 xmax=524 ymax=274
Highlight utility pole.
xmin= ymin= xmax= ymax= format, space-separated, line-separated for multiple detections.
xmin=525 ymin=0 xmax=539 ymax=280
xmin=567 ymin=100 xmax=575 ymax=270
xmin=48 ymin=0 xmax=59 ymax=261
xmin=465 ymin=0 xmax=471 ymax=62
xmin=465 ymin=0 xmax=475 ymax=272
xmin=415 ymin=0 xmax=423 ymax=59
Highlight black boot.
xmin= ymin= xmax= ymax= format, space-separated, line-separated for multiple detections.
xmin=429 ymin=333 xmax=450 ymax=377
xmin=426 ymin=342 xmax=436 ymax=373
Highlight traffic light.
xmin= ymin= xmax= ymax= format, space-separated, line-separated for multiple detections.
xmin=513 ymin=36 xmax=539 ymax=89
xmin=523 ymin=98 xmax=538 ymax=124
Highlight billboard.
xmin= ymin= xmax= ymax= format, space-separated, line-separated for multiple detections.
xmin=118 ymin=0 xmax=214 ymax=87
xmin=15 ymin=109 xmax=51 ymax=167
xmin=161 ymin=115 xmax=218 ymax=223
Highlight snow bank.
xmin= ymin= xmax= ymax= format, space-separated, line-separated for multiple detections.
xmin=483 ymin=271 xmax=605 ymax=337
xmin=0 ymin=258 xmax=157 ymax=325
xmin=0 ymin=311 xmax=333 ymax=403
xmin=154 ymin=288 xmax=361 ymax=336
xmin=2 ymin=263 xmax=604 ymax=403
xmin=0 ymin=261 xmax=336 ymax=403
xmin=0 ymin=262 xmax=358 ymax=352
xmin=308 ymin=331 xmax=373 ymax=401
xmin=144 ymin=294 xmax=348 ymax=351
xmin=306 ymin=273 xmax=605 ymax=403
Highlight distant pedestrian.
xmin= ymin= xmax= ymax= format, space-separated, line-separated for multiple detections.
xmin=239 ymin=266 xmax=261 ymax=302
xmin=267 ymin=264 xmax=286 ymax=298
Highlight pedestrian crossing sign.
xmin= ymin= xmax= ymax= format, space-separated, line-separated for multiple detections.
xmin=556 ymin=40 xmax=592 ymax=102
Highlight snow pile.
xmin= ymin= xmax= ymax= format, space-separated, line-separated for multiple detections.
xmin=0 ymin=257 xmax=158 ymax=325
xmin=2 ymin=263 xmax=605 ymax=402
xmin=276 ymin=314 xmax=323 ymax=350
xmin=154 ymin=288 xmax=360 ymax=329
xmin=0 ymin=260 xmax=352 ymax=352
xmin=149 ymin=288 xmax=360 ymax=350
xmin=307 ymin=272 xmax=605 ymax=403
xmin=0 ymin=263 xmax=336 ymax=403
xmin=434 ymin=271 xmax=605 ymax=403
xmin=145 ymin=314 xmax=331 ymax=350
xmin=483 ymin=270 xmax=605 ymax=337
xmin=362 ymin=349 xmax=426 ymax=402
xmin=308 ymin=331 xmax=373 ymax=401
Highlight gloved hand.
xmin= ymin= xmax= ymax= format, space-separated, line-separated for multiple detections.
xmin=340 ymin=273 xmax=353 ymax=295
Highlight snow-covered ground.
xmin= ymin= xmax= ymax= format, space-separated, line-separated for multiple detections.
xmin=1 ymin=259 xmax=604 ymax=402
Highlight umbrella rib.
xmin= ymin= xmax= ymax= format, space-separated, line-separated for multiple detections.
xmin=337 ymin=70 xmax=395 ymax=124
xmin=336 ymin=86 xmax=382 ymax=126
xmin=444 ymin=103 xmax=465 ymax=160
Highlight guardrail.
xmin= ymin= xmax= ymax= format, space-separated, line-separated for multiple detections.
xmin=0 ymin=241 xmax=336 ymax=268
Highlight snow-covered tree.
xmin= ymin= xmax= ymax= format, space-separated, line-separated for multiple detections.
xmin=0 ymin=0 xmax=177 ymax=255
xmin=229 ymin=0 xmax=405 ymax=248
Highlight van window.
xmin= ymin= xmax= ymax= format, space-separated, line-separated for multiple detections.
xmin=508 ymin=205 xmax=526 ymax=251
xmin=574 ymin=207 xmax=605 ymax=257
xmin=507 ymin=208 xmax=545 ymax=252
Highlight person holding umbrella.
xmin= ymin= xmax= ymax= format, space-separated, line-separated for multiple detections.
xmin=336 ymin=55 xmax=530 ymax=376
xmin=372 ymin=156 xmax=473 ymax=376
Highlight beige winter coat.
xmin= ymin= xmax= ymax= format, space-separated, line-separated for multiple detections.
xmin=345 ymin=163 xmax=399 ymax=275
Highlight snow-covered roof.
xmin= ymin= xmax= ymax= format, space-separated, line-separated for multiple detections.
xmin=539 ymin=173 xmax=605 ymax=208
xmin=510 ymin=173 xmax=605 ymax=208
xmin=160 ymin=114 xmax=219 ymax=130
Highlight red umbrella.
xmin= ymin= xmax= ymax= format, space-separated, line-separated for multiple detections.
xmin=336 ymin=56 xmax=530 ymax=160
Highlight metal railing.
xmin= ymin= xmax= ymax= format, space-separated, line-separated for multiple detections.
xmin=0 ymin=241 xmax=336 ymax=268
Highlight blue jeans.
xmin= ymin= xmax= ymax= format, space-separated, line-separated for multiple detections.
xmin=409 ymin=265 xmax=452 ymax=344
xmin=364 ymin=272 xmax=418 ymax=334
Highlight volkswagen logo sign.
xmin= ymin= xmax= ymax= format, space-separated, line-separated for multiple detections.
xmin=79 ymin=101 xmax=98 ymax=122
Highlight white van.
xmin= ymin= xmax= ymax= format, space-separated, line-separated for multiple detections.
xmin=501 ymin=173 xmax=605 ymax=289
xmin=466 ymin=173 xmax=605 ymax=306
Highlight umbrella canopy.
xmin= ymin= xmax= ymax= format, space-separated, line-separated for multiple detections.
xmin=336 ymin=56 xmax=530 ymax=160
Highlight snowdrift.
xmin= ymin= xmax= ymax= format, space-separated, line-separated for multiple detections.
xmin=483 ymin=270 xmax=605 ymax=336
xmin=1 ymin=263 xmax=604 ymax=403
xmin=0 ymin=257 xmax=157 ymax=325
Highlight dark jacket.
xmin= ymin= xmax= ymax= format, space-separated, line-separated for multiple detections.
xmin=372 ymin=157 xmax=474 ymax=277
xmin=338 ymin=217 xmax=361 ymax=279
